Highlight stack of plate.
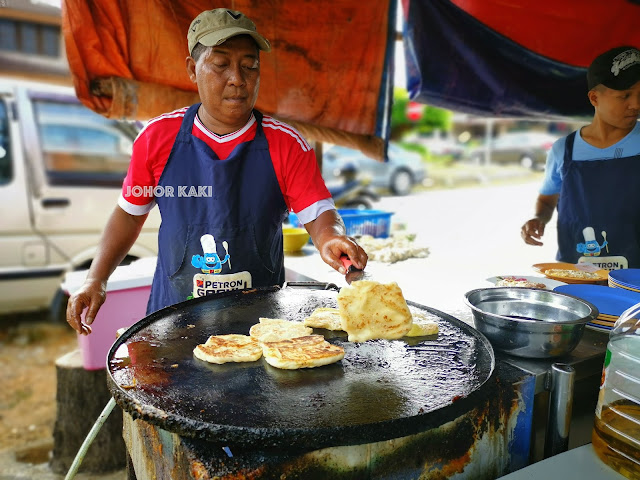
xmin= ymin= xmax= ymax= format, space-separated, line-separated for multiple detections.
xmin=553 ymin=284 xmax=640 ymax=332
xmin=608 ymin=269 xmax=640 ymax=292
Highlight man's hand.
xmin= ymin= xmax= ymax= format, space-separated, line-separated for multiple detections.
xmin=521 ymin=218 xmax=546 ymax=246
xmin=304 ymin=209 xmax=368 ymax=274
xmin=66 ymin=279 xmax=107 ymax=335
xmin=318 ymin=235 xmax=368 ymax=274
xmin=64 ymin=205 xmax=148 ymax=335
xmin=521 ymin=193 xmax=558 ymax=247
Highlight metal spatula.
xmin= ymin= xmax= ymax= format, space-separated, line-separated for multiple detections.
xmin=340 ymin=254 xmax=372 ymax=284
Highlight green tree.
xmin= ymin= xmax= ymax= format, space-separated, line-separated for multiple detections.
xmin=390 ymin=88 xmax=452 ymax=140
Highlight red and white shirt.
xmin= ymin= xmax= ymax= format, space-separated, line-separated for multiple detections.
xmin=119 ymin=108 xmax=334 ymax=224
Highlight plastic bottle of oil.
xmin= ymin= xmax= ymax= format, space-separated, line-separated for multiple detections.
xmin=592 ymin=302 xmax=640 ymax=478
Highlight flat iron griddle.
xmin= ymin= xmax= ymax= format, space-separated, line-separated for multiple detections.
xmin=107 ymin=285 xmax=494 ymax=449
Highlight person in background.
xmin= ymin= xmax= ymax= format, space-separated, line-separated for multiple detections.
xmin=521 ymin=46 xmax=640 ymax=270
xmin=67 ymin=8 xmax=367 ymax=335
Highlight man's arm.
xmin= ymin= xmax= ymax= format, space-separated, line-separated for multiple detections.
xmin=304 ymin=209 xmax=368 ymax=274
xmin=521 ymin=193 xmax=559 ymax=246
xmin=67 ymin=206 xmax=148 ymax=335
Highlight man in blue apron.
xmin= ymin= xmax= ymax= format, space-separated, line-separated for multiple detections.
xmin=67 ymin=8 xmax=368 ymax=335
xmin=521 ymin=46 xmax=640 ymax=270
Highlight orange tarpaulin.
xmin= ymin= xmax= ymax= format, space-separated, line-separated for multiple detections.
xmin=61 ymin=0 xmax=395 ymax=159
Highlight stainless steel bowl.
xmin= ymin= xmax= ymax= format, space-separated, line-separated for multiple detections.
xmin=464 ymin=287 xmax=599 ymax=358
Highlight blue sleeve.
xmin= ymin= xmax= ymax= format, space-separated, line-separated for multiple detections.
xmin=539 ymin=136 xmax=566 ymax=195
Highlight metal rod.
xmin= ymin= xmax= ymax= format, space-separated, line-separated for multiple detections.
xmin=64 ymin=397 xmax=117 ymax=480
xmin=544 ymin=363 xmax=575 ymax=458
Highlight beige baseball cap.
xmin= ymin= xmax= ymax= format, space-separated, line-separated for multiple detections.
xmin=187 ymin=8 xmax=271 ymax=55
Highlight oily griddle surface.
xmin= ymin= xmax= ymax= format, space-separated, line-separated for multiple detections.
xmin=107 ymin=286 xmax=494 ymax=449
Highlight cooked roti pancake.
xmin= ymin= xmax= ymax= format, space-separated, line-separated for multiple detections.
xmin=249 ymin=318 xmax=313 ymax=343
xmin=303 ymin=307 xmax=344 ymax=331
xmin=496 ymin=276 xmax=547 ymax=289
xmin=337 ymin=280 xmax=413 ymax=343
xmin=193 ymin=334 xmax=263 ymax=364
xmin=406 ymin=311 xmax=439 ymax=337
xmin=544 ymin=269 xmax=601 ymax=280
xmin=262 ymin=335 xmax=345 ymax=369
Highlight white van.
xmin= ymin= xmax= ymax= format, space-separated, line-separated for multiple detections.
xmin=0 ymin=79 xmax=160 ymax=316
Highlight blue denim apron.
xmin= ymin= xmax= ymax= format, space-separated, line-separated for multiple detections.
xmin=556 ymin=131 xmax=640 ymax=269
xmin=146 ymin=105 xmax=288 ymax=314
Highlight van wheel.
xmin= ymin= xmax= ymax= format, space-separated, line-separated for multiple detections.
xmin=48 ymin=287 xmax=69 ymax=323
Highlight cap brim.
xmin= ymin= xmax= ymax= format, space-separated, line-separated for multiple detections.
xmin=198 ymin=27 xmax=271 ymax=52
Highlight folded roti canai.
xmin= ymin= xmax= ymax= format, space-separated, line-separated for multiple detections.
xmin=262 ymin=335 xmax=345 ymax=369
xmin=303 ymin=307 xmax=344 ymax=331
xmin=337 ymin=280 xmax=413 ymax=342
xmin=249 ymin=318 xmax=313 ymax=343
xmin=193 ymin=334 xmax=263 ymax=364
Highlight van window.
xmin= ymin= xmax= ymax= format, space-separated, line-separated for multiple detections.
xmin=32 ymin=99 xmax=137 ymax=187
xmin=0 ymin=99 xmax=11 ymax=185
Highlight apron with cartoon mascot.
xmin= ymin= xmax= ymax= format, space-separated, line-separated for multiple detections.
xmin=556 ymin=131 xmax=640 ymax=270
xmin=147 ymin=104 xmax=288 ymax=314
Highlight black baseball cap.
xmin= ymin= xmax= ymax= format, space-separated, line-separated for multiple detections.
xmin=587 ymin=46 xmax=640 ymax=91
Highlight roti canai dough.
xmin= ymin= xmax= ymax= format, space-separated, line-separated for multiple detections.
xmin=193 ymin=334 xmax=263 ymax=364
xmin=337 ymin=280 xmax=413 ymax=342
xmin=303 ymin=307 xmax=343 ymax=330
xmin=262 ymin=335 xmax=345 ymax=369
xmin=249 ymin=318 xmax=313 ymax=343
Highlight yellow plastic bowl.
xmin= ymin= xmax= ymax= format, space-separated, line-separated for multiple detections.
xmin=282 ymin=227 xmax=310 ymax=252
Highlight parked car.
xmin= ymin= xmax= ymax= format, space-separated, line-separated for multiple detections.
xmin=467 ymin=131 xmax=559 ymax=169
xmin=403 ymin=133 xmax=467 ymax=160
xmin=322 ymin=142 xmax=426 ymax=196
xmin=0 ymin=79 xmax=160 ymax=316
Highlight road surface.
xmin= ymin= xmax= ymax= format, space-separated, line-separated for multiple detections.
xmin=367 ymin=180 xmax=559 ymax=313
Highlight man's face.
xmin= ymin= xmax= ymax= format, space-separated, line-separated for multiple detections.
xmin=592 ymin=81 xmax=640 ymax=130
xmin=187 ymin=35 xmax=260 ymax=131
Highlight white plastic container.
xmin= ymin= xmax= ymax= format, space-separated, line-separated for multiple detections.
xmin=61 ymin=257 xmax=156 ymax=370
xmin=592 ymin=301 xmax=640 ymax=478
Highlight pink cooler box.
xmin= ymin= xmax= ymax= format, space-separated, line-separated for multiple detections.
xmin=61 ymin=257 xmax=156 ymax=370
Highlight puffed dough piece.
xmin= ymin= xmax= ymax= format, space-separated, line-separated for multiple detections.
xmin=337 ymin=280 xmax=413 ymax=343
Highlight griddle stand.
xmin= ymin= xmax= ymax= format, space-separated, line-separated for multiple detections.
xmin=497 ymin=328 xmax=607 ymax=462
xmin=545 ymin=363 xmax=575 ymax=457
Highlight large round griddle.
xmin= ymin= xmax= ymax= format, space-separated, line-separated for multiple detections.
xmin=107 ymin=284 xmax=494 ymax=450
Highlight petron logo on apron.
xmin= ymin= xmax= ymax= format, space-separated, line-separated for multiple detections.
xmin=190 ymin=233 xmax=251 ymax=297
xmin=556 ymin=132 xmax=640 ymax=271
xmin=146 ymin=105 xmax=288 ymax=314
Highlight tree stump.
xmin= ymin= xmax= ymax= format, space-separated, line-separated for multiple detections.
xmin=49 ymin=349 xmax=125 ymax=474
